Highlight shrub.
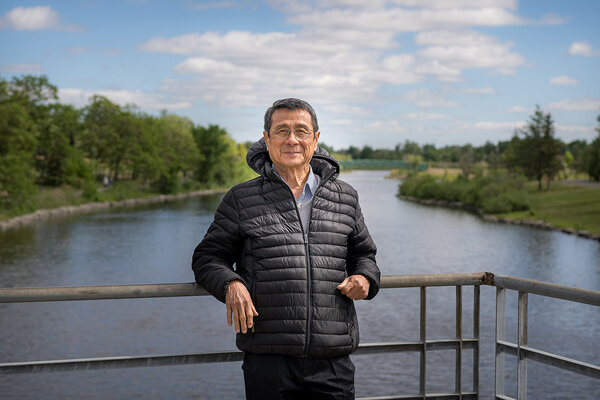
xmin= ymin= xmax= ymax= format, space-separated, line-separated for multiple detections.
xmin=399 ymin=172 xmax=529 ymax=214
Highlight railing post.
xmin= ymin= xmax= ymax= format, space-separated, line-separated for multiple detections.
xmin=473 ymin=285 xmax=480 ymax=398
xmin=455 ymin=286 xmax=463 ymax=398
xmin=420 ymin=286 xmax=427 ymax=398
xmin=517 ymin=291 xmax=528 ymax=400
xmin=495 ymin=287 xmax=506 ymax=398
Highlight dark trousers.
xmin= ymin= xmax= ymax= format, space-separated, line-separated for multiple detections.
xmin=242 ymin=353 xmax=355 ymax=400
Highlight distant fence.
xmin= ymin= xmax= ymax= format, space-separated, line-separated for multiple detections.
xmin=339 ymin=158 xmax=428 ymax=170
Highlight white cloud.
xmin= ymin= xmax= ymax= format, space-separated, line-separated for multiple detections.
xmin=416 ymin=30 xmax=525 ymax=75
xmin=402 ymin=89 xmax=459 ymax=108
xmin=142 ymin=28 xmax=419 ymax=106
xmin=549 ymin=76 xmax=578 ymax=86
xmin=403 ymin=113 xmax=453 ymax=120
xmin=568 ymin=41 xmax=600 ymax=57
xmin=470 ymin=121 xmax=527 ymax=131
xmin=2 ymin=6 xmax=60 ymax=30
xmin=139 ymin=0 xmax=537 ymax=107
xmin=367 ymin=120 xmax=409 ymax=134
xmin=192 ymin=1 xmax=237 ymax=10
xmin=508 ymin=106 xmax=531 ymax=113
xmin=59 ymin=88 xmax=192 ymax=110
xmin=325 ymin=104 xmax=372 ymax=115
xmin=555 ymin=124 xmax=594 ymax=133
xmin=547 ymin=98 xmax=600 ymax=111
xmin=0 ymin=63 xmax=45 ymax=74
xmin=287 ymin=6 xmax=526 ymax=32
xmin=460 ymin=86 xmax=496 ymax=94
xmin=330 ymin=119 xmax=353 ymax=125
xmin=0 ymin=6 xmax=85 ymax=32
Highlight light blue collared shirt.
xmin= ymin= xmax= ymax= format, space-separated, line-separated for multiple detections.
xmin=296 ymin=165 xmax=319 ymax=205
xmin=272 ymin=164 xmax=319 ymax=203
xmin=273 ymin=164 xmax=320 ymax=233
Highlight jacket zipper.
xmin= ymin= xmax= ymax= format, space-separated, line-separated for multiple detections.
xmin=273 ymin=167 xmax=334 ymax=357
xmin=302 ymin=231 xmax=311 ymax=356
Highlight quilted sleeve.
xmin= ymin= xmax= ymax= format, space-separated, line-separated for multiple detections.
xmin=192 ymin=189 xmax=244 ymax=303
xmin=347 ymin=200 xmax=380 ymax=300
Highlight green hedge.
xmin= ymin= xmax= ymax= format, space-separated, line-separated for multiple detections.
xmin=399 ymin=173 xmax=530 ymax=214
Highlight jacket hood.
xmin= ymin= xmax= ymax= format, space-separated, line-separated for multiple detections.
xmin=246 ymin=137 xmax=340 ymax=180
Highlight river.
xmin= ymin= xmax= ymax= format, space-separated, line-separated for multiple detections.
xmin=1 ymin=170 xmax=598 ymax=399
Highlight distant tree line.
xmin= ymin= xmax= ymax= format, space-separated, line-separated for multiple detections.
xmin=0 ymin=75 xmax=254 ymax=213
xmin=329 ymin=107 xmax=600 ymax=189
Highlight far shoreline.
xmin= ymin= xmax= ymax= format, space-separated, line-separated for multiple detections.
xmin=397 ymin=194 xmax=600 ymax=243
xmin=0 ymin=188 xmax=228 ymax=232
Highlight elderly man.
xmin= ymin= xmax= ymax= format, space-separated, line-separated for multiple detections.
xmin=192 ymin=98 xmax=380 ymax=399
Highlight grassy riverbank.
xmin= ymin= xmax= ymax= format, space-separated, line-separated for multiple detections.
xmin=497 ymin=182 xmax=600 ymax=234
xmin=0 ymin=179 xmax=225 ymax=222
xmin=399 ymin=172 xmax=600 ymax=235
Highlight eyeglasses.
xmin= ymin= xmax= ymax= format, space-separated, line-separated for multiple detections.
xmin=269 ymin=128 xmax=314 ymax=141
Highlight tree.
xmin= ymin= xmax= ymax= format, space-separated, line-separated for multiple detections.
xmin=359 ymin=145 xmax=374 ymax=159
xmin=192 ymin=124 xmax=250 ymax=186
xmin=566 ymin=139 xmax=589 ymax=175
xmin=507 ymin=106 xmax=562 ymax=190
xmin=37 ymin=104 xmax=84 ymax=185
xmin=0 ymin=81 xmax=37 ymax=210
xmin=422 ymin=144 xmax=439 ymax=162
xmin=459 ymin=148 xmax=475 ymax=179
xmin=584 ymin=114 xmax=600 ymax=181
xmin=152 ymin=113 xmax=199 ymax=193
xmin=0 ymin=76 xmax=61 ymax=210
xmin=83 ymin=95 xmax=135 ymax=180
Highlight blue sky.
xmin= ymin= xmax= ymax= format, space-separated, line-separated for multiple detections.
xmin=1 ymin=1 xmax=599 ymax=149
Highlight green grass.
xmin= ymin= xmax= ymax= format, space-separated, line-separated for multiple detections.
xmin=498 ymin=182 xmax=600 ymax=234
xmin=0 ymin=179 xmax=220 ymax=222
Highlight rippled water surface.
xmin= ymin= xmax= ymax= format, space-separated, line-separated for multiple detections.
xmin=1 ymin=170 xmax=599 ymax=399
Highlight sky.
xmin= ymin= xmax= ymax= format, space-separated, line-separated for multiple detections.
xmin=1 ymin=0 xmax=599 ymax=150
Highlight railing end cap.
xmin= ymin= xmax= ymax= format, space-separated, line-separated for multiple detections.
xmin=483 ymin=272 xmax=495 ymax=286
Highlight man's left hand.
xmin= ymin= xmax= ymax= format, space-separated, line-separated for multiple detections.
xmin=337 ymin=275 xmax=370 ymax=300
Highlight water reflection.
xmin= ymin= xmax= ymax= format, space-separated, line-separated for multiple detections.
xmin=0 ymin=172 xmax=598 ymax=399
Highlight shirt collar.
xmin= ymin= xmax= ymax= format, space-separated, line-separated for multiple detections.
xmin=272 ymin=164 xmax=319 ymax=203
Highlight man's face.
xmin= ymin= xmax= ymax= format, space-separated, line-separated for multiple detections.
xmin=263 ymin=108 xmax=320 ymax=172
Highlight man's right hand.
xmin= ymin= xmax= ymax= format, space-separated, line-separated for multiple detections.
xmin=225 ymin=280 xmax=258 ymax=334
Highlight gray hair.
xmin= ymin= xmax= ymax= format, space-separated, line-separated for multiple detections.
xmin=263 ymin=98 xmax=319 ymax=133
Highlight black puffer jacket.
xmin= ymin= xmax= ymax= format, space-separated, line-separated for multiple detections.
xmin=192 ymin=138 xmax=380 ymax=357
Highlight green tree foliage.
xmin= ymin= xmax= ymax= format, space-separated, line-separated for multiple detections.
xmin=0 ymin=81 xmax=37 ymax=210
xmin=505 ymin=106 xmax=562 ymax=190
xmin=584 ymin=115 xmax=600 ymax=181
xmin=151 ymin=113 xmax=200 ymax=193
xmin=0 ymin=74 xmax=263 ymax=215
xmin=192 ymin=124 xmax=253 ymax=186
xmin=0 ymin=76 xmax=61 ymax=209
xmin=82 ymin=96 xmax=132 ymax=180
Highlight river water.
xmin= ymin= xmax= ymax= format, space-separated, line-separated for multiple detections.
xmin=1 ymin=170 xmax=598 ymax=399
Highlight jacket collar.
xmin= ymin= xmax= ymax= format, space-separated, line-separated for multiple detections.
xmin=246 ymin=137 xmax=339 ymax=182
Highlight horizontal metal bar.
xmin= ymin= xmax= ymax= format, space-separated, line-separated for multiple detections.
xmin=355 ymin=339 xmax=478 ymax=355
xmin=359 ymin=393 xmax=477 ymax=400
xmin=496 ymin=395 xmax=516 ymax=400
xmin=0 ymin=283 xmax=208 ymax=303
xmin=0 ymin=274 xmax=493 ymax=303
xmin=381 ymin=273 xmax=492 ymax=289
xmin=493 ymin=275 xmax=600 ymax=306
xmin=0 ymin=351 xmax=243 ymax=375
xmin=0 ymin=340 xmax=478 ymax=375
xmin=497 ymin=340 xmax=600 ymax=379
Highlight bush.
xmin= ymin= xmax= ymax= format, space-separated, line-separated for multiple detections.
xmin=400 ymin=172 xmax=529 ymax=214
xmin=82 ymin=179 xmax=99 ymax=201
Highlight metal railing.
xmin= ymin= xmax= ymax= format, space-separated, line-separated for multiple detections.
xmin=1 ymin=273 xmax=599 ymax=400
xmin=492 ymin=275 xmax=600 ymax=400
